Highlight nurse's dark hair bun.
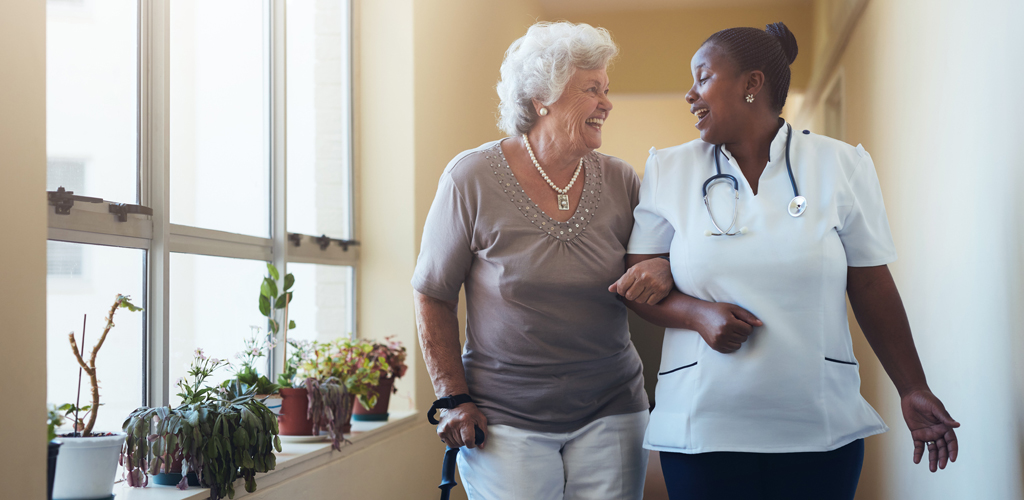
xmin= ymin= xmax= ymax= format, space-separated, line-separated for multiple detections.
xmin=703 ymin=21 xmax=799 ymax=114
xmin=765 ymin=22 xmax=798 ymax=65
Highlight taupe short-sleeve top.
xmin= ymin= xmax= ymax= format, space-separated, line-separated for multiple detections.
xmin=412 ymin=139 xmax=649 ymax=433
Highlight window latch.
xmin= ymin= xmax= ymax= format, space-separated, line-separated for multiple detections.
xmin=317 ymin=234 xmax=360 ymax=251
xmin=108 ymin=202 xmax=154 ymax=222
xmin=288 ymin=233 xmax=360 ymax=251
xmin=47 ymin=186 xmax=103 ymax=215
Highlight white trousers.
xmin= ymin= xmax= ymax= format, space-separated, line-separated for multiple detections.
xmin=456 ymin=411 xmax=649 ymax=500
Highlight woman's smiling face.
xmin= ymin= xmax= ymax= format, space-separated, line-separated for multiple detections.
xmin=685 ymin=44 xmax=748 ymax=145
xmin=544 ymin=66 xmax=613 ymax=153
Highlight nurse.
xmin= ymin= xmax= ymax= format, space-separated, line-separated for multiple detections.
xmin=612 ymin=23 xmax=960 ymax=499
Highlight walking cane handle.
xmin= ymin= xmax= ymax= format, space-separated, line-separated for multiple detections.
xmin=438 ymin=426 xmax=486 ymax=499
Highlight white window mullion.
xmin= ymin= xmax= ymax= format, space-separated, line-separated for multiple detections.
xmin=167 ymin=224 xmax=274 ymax=261
xmin=342 ymin=0 xmax=357 ymax=339
xmin=270 ymin=0 xmax=288 ymax=377
xmin=142 ymin=0 xmax=172 ymax=407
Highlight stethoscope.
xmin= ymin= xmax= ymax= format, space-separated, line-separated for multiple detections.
xmin=702 ymin=123 xmax=807 ymax=237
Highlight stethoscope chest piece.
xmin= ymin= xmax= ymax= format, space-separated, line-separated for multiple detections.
xmin=788 ymin=196 xmax=807 ymax=217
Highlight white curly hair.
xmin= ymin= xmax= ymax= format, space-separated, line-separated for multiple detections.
xmin=496 ymin=22 xmax=618 ymax=136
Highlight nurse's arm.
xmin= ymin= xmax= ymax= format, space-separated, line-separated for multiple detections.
xmin=846 ymin=264 xmax=960 ymax=472
xmin=413 ymin=290 xmax=487 ymax=449
xmin=617 ymin=254 xmax=763 ymax=354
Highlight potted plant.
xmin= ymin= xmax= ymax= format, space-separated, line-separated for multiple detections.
xmin=352 ymin=336 xmax=408 ymax=421
xmin=330 ymin=338 xmax=391 ymax=431
xmin=52 ymin=294 xmax=141 ymax=500
xmin=275 ymin=339 xmax=317 ymax=437
xmin=276 ymin=340 xmax=352 ymax=451
xmin=121 ymin=348 xmax=282 ymax=499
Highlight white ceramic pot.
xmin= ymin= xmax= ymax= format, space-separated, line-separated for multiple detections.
xmin=52 ymin=433 xmax=126 ymax=500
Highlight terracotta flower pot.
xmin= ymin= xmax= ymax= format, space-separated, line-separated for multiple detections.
xmin=352 ymin=376 xmax=395 ymax=422
xmin=278 ymin=387 xmax=315 ymax=435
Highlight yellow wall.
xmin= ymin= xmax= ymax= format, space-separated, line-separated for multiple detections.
xmin=246 ymin=422 xmax=453 ymax=499
xmin=804 ymin=0 xmax=1024 ymax=498
xmin=411 ymin=0 xmax=545 ymax=407
xmin=350 ymin=0 xmax=539 ymax=498
xmin=553 ymin=6 xmax=814 ymax=176
xmin=554 ymin=5 xmax=814 ymax=95
xmin=0 ymin=0 xmax=48 ymax=497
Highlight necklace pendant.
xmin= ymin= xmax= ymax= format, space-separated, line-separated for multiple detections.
xmin=557 ymin=193 xmax=570 ymax=211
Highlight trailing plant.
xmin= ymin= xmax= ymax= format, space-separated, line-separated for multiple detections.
xmin=303 ymin=376 xmax=352 ymax=451
xmin=67 ymin=294 xmax=142 ymax=436
xmin=121 ymin=349 xmax=282 ymax=499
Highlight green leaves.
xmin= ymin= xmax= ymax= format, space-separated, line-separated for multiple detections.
xmin=259 ymin=264 xmax=296 ymax=336
xmin=274 ymin=291 xmax=292 ymax=310
xmin=116 ymin=294 xmax=144 ymax=312
xmin=120 ymin=383 xmax=281 ymax=498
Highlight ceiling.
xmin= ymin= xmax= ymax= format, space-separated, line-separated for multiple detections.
xmin=540 ymin=0 xmax=812 ymax=18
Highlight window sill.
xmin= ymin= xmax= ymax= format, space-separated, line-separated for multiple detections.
xmin=114 ymin=411 xmax=419 ymax=499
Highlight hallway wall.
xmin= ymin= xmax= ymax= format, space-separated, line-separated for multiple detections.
xmin=0 ymin=0 xmax=48 ymax=497
xmin=803 ymin=0 xmax=1024 ymax=498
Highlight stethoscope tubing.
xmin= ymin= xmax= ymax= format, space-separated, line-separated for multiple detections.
xmin=703 ymin=123 xmax=804 ymax=236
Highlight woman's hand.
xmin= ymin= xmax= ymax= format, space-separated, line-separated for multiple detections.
xmin=901 ymin=389 xmax=960 ymax=472
xmin=694 ymin=302 xmax=763 ymax=353
xmin=609 ymin=255 xmax=674 ymax=305
xmin=437 ymin=403 xmax=488 ymax=449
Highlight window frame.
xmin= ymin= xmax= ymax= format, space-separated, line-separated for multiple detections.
xmin=46 ymin=0 xmax=358 ymax=408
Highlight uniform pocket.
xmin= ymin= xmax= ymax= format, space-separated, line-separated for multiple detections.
xmin=658 ymin=361 xmax=698 ymax=376
xmin=824 ymin=356 xmax=857 ymax=366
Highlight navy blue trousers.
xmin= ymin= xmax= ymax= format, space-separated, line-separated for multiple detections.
xmin=660 ymin=439 xmax=864 ymax=500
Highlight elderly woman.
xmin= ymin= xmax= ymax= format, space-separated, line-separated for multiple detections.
xmin=412 ymin=22 xmax=671 ymax=500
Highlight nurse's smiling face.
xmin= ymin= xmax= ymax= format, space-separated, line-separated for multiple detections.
xmin=685 ymin=44 xmax=755 ymax=145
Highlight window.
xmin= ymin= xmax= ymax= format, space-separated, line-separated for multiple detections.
xmin=45 ymin=0 xmax=356 ymax=419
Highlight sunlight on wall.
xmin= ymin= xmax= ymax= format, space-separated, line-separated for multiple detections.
xmin=598 ymin=94 xmax=694 ymax=177
xmin=806 ymin=0 xmax=1024 ymax=498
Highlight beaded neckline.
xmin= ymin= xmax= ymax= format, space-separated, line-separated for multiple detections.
xmin=484 ymin=141 xmax=604 ymax=243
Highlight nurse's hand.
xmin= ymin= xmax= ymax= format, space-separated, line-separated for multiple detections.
xmin=610 ymin=256 xmax=674 ymax=305
xmin=902 ymin=389 xmax=960 ymax=472
xmin=695 ymin=302 xmax=763 ymax=353
xmin=437 ymin=403 xmax=488 ymax=449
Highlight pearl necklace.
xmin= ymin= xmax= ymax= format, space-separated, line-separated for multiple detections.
xmin=522 ymin=133 xmax=582 ymax=211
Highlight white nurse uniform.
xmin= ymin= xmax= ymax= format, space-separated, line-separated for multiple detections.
xmin=628 ymin=121 xmax=896 ymax=454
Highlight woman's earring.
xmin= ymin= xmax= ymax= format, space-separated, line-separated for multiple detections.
xmin=745 ymin=94 xmax=755 ymax=103
xmin=538 ymin=107 xmax=548 ymax=116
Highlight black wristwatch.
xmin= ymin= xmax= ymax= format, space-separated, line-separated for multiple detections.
xmin=427 ymin=394 xmax=475 ymax=425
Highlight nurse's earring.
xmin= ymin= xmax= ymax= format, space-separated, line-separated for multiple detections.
xmin=745 ymin=94 xmax=755 ymax=103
